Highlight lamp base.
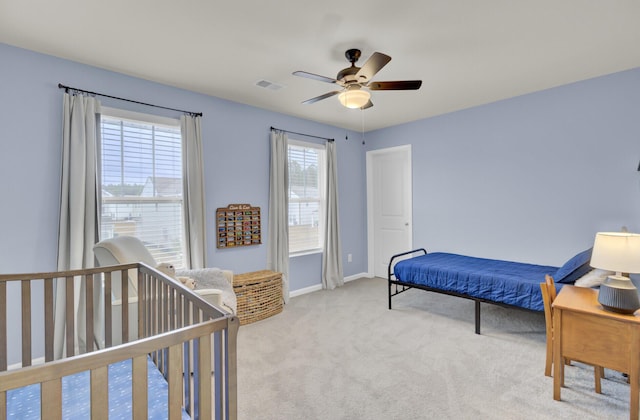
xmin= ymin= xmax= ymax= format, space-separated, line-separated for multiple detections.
xmin=597 ymin=276 xmax=640 ymax=314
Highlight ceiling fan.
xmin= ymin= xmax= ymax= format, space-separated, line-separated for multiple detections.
xmin=293 ymin=49 xmax=422 ymax=110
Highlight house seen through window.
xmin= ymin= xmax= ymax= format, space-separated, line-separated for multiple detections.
xmin=99 ymin=107 xmax=185 ymax=268
xmin=288 ymin=139 xmax=326 ymax=255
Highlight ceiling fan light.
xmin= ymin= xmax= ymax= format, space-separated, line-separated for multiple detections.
xmin=338 ymin=89 xmax=370 ymax=109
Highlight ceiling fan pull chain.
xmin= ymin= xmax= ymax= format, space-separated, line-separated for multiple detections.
xmin=361 ymin=108 xmax=366 ymax=145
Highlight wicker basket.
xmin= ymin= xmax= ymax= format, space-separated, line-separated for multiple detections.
xmin=233 ymin=270 xmax=283 ymax=325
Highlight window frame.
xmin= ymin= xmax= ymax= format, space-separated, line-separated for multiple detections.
xmin=99 ymin=106 xmax=187 ymax=267
xmin=287 ymin=139 xmax=327 ymax=257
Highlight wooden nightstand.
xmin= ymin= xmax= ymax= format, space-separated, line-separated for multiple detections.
xmin=553 ymin=285 xmax=640 ymax=419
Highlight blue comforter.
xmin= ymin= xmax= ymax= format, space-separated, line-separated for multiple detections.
xmin=393 ymin=252 xmax=561 ymax=311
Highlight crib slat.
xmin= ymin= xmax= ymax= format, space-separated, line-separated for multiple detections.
xmin=213 ymin=330 xmax=223 ymax=418
xmin=90 ymin=366 xmax=108 ymax=418
xmin=146 ymin=272 xmax=153 ymax=339
xmin=0 ymin=281 xmax=6 ymax=371
xmin=199 ymin=334 xmax=212 ymax=420
xmin=168 ymin=344 xmax=182 ymax=420
xmin=162 ymin=284 xmax=170 ymax=373
xmin=132 ymin=354 xmax=148 ymax=419
xmin=183 ymin=302 xmax=193 ymax=399
xmin=122 ymin=269 xmax=129 ymax=344
xmin=44 ymin=278 xmax=54 ymax=362
xmin=169 ymin=288 xmax=176 ymax=331
xmin=183 ymin=339 xmax=192 ymax=415
xmin=104 ymin=272 xmax=112 ymax=348
xmin=151 ymin=277 xmax=156 ymax=335
xmin=137 ymin=271 xmax=145 ymax=340
xmin=181 ymin=290 xmax=192 ymax=413
xmin=164 ymin=283 xmax=170 ymax=331
xmin=151 ymin=279 xmax=158 ymax=364
xmin=226 ymin=317 xmax=240 ymax=420
xmin=85 ymin=274 xmax=94 ymax=353
xmin=41 ymin=378 xmax=62 ymax=420
xmin=65 ymin=276 xmax=74 ymax=357
xmin=176 ymin=292 xmax=183 ymax=329
xmin=1 ymin=389 xmax=6 ymax=420
xmin=21 ymin=280 xmax=32 ymax=367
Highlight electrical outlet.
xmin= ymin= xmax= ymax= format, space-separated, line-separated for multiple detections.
xmin=347 ymin=253 xmax=352 ymax=263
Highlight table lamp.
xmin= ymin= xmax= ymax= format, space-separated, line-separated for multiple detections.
xmin=591 ymin=232 xmax=640 ymax=314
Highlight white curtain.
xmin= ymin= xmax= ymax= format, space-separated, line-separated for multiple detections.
xmin=322 ymin=140 xmax=344 ymax=289
xmin=55 ymin=92 xmax=101 ymax=358
xmin=181 ymin=115 xmax=207 ymax=269
xmin=267 ymin=130 xmax=290 ymax=303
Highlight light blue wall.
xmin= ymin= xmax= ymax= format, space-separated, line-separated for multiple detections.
xmin=2 ymin=40 xmax=640 ymax=364
xmin=365 ymin=68 xmax=640 ymax=266
xmin=0 ymin=43 xmax=368 ymax=363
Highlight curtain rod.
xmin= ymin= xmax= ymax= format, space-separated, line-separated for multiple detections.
xmin=270 ymin=126 xmax=334 ymax=142
xmin=58 ymin=83 xmax=203 ymax=117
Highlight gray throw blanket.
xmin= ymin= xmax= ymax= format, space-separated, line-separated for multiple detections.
xmin=176 ymin=268 xmax=237 ymax=314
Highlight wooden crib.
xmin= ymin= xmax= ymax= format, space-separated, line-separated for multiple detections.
xmin=0 ymin=263 xmax=238 ymax=419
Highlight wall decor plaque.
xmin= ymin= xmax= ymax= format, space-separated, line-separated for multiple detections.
xmin=216 ymin=204 xmax=261 ymax=248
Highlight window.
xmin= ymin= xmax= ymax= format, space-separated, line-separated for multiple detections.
xmin=99 ymin=107 xmax=186 ymax=267
xmin=288 ymin=140 xmax=326 ymax=255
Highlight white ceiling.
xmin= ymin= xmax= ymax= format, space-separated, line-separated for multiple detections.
xmin=1 ymin=1 xmax=639 ymax=132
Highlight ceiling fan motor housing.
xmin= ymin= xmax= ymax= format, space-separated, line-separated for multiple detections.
xmin=337 ymin=66 xmax=360 ymax=84
xmin=345 ymin=48 xmax=361 ymax=63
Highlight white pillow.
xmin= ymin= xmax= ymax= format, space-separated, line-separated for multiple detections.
xmin=574 ymin=269 xmax=612 ymax=288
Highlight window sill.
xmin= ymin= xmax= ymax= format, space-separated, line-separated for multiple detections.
xmin=290 ymin=249 xmax=322 ymax=258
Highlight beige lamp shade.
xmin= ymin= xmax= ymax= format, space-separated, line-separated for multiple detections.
xmin=338 ymin=88 xmax=370 ymax=109
xmin=590 ymin=232 xmax=640 ymax=273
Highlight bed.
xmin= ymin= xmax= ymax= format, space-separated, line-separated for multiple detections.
xmin=388 ymin=248 xmax=592 ymax=334
xmin=0 ymin=262 xmax=239 ymax=419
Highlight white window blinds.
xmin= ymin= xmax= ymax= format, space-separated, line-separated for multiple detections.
xmin=288 ymin=140 xmax=326 ymax=254
xmin=100 ymin=109 xmax=185 ymax=267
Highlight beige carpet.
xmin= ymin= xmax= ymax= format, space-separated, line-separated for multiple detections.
xmin=237 ymin=277 xmax=631 ymax=419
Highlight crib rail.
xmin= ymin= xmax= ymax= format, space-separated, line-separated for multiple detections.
xmin=0 ymin=263 xmax=238 ymax=419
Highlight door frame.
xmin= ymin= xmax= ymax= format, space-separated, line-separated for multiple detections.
xmin=366 ymin=144 xmax=413 ymax=277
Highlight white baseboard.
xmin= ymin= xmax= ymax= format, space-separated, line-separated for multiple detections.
xmin=290 ymin=284 xmax=323 ymax=298
xmin=289 ymin=272 xmax=372 ymax=298
xmin=344 ymin=272 xmax=372 ymax=282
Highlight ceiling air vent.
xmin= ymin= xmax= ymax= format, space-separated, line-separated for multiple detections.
xmin=255 ymin=80 xmax=284 ymax=91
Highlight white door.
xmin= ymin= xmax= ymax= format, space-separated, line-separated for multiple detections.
xmin=367 ymin=145 xmax=412 ymax=278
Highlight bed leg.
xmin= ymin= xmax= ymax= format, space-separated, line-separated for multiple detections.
xmin=475 ymin=301 xmax=481 ymax=335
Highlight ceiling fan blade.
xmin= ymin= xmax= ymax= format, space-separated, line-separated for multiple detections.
xmin=355 ymin=52 xmax=391 ymax=82
xmin=361 ymin=100 xmax=374 ymax=110
xmin=293 ymin=71 xmax=338 ymax=84
xmin=368 ymin=80 xmax=422 ymax=90
xmin=302 ymin=91 xmax=341 ymax=105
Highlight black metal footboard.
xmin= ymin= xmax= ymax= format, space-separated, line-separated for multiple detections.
xmin=388 ymin=248 xmax=427 ymax=308
xmin=388 ymin=248 xmax=536 ymax=335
